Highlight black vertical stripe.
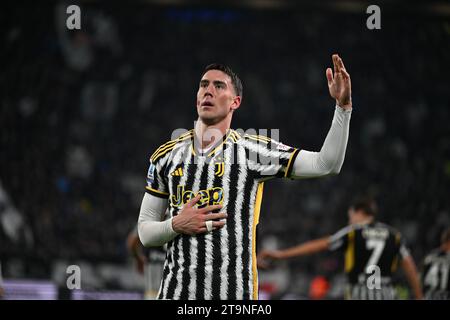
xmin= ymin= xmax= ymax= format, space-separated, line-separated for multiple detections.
xmin=240 ymin=176 xmax=257 ymax=299
xmin=151 ymin=161 xmax=161 ymax=191
xmin=157 ymin=240 xmax=173 ymax=299
xmin=225 ymin=148 xmax=240 ymax=300
xmin=161 ymin=161 xmax=183 ymax=299
xmin=154 ymin=155 xmax=171 ymax=192
xmin=165 ymin=147 xmax=190 ymax=299
xmin=165 ymin=146 xmax=185 ymax=201
xmin=193 ymin=159 xmax=210 ymax=299
xmin=210 ymin=146 xmax=230 ymax=299
xmin=178 ymin=157 xmax=198 ymax=300
xmin=165 ymin=236 xmax=181 ymax=298
xmin=193 ymin=235 xmax=206 ymax=297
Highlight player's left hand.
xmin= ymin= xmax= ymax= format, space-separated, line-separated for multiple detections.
xmin=326 ymin=54 xmax=352 ymax=110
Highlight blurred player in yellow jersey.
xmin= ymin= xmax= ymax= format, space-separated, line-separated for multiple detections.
xmin=258 ymin=197 xmax=423 ymax=300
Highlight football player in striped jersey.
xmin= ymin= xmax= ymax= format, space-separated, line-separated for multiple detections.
xmin=138 ymin=54 xmax=353 ymax=299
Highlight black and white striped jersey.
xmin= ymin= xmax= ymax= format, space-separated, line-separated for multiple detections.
xmin=145 ymin=129 xmax=299 ymax=300
xmin=421 ymin=248 xmax=450 ymax=300
xmin=329 ymin=221 xmax=410 ymax=299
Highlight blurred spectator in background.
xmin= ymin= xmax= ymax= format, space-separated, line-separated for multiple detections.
xmin=421 ymin=227 xmax=450 ymax=300
xmin=127 ymin=226 xmax=147 ymax=276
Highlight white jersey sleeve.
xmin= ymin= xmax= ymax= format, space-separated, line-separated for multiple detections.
xmin=292 ymin=105 xmax=352 ymax=178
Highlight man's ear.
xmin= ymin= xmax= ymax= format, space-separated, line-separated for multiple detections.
xmin=230 ymin=96 xmax=241 ymax=111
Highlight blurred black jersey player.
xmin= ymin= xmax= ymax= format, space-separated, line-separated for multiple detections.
xmin=258 ymin=197 xmax=423 ymax=299
xmin=421 ymin=228 xmax=450 ymax=300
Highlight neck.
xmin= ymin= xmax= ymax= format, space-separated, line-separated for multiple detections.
xmin=195 ymin=115 xmax=232 ymax=149
xmin=357 ymin=217 xmax=374 ymax=225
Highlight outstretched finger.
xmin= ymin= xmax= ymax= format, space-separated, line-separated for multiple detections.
xmin=198 ymin=204 xmax=223 ymax=214
xmin=212 ymin=220 xmax=226 ymax=229
xmin=338 ymin=56 xmax=347 ymax=72
xmin=341 ymin=68 xmax=351 ymax=81
xmin=185 ymin=194 xmax=201 ymax=208
xmin=326 ymin=68 xmax=333 ymax=86
xmin=205 ymin=212 xmax=228 ymax=220
xmin=332 ymin=54 xmax=340 ymax=74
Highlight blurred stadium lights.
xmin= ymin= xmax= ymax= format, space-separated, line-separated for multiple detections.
xmin=138 ymin=0 xmax=450 ymax=15
xmin=3 ymin=280 xmax=58 ymax=300
xmin=71 ymin=290 xmax=141 ymax=300
xmin=2 ymin=279 xmax=142 ymax=300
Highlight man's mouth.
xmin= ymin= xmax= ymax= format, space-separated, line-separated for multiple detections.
xmin=201 ymin=101 xmax=214 ymax=107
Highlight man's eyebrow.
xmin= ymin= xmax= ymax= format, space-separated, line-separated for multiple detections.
xmin=200 ymin=79 xmax=227 ymax=86
xmin=213 ymin=80 xmax=227 ymax=86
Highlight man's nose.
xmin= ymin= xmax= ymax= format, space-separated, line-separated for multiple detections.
xmin=204 ymin=84 xmax=214 ymax=97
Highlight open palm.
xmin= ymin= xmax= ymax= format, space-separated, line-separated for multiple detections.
xmin=327 ymin=54 xmax=352 ymax=109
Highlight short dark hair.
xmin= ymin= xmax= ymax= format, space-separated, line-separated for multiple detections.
xmin=350 ymin=196 xmax=378 ymax=217
xmin=201 ymin=63 xmax=243 ymax=98
xmin=441 ymin=227 xmax=450 ymax=244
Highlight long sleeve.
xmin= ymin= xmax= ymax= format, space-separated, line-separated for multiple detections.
xmin=292 ymin=105 xmax=352 ymax=178
xmin=137 ymin=193 xmax=178 ymax=247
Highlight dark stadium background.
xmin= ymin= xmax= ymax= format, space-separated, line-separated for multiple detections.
xmin=0 ymin=0 xmax=449 ymax=299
